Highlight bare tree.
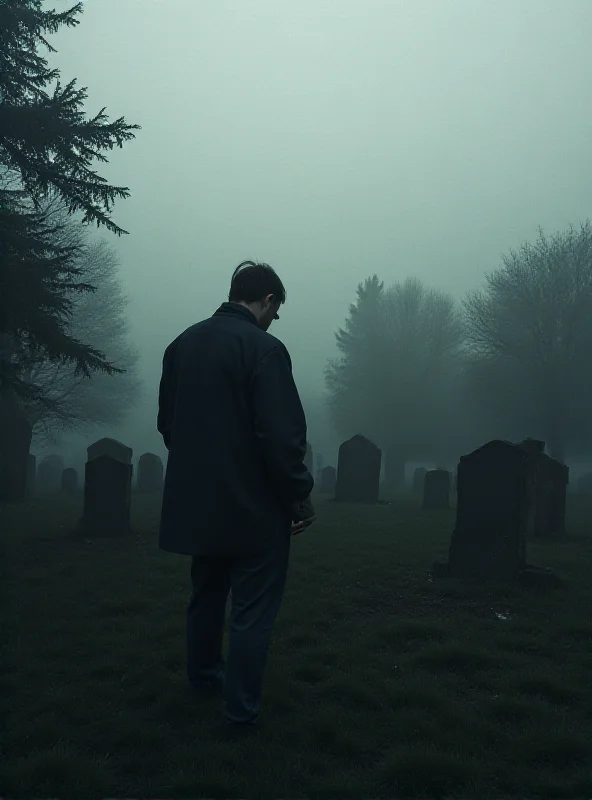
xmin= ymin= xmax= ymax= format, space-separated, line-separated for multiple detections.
xmin=462 ymin=222 xmax=592 ymax=462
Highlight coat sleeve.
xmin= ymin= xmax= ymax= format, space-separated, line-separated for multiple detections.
xmin=157 ymin=342 xmax=176 ymax=450
xmin=249 ymin=344 xmax=314 ymax=506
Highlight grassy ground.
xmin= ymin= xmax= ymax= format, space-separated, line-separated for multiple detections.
xmin=2 ymin=491 xmax=592 ymax=799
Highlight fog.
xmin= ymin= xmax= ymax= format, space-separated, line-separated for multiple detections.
xmin=44 ymin=0 xmax=592 ymax=469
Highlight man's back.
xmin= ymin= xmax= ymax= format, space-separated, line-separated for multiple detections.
xmin=158 ymin=302 xmax=313 ymax=557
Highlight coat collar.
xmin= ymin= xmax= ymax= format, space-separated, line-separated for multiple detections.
xmin=213 ymin=302 xmax=259 ymax=327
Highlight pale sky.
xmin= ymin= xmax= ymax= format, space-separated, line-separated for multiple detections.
xmin=47 ymin=0 xmax=592 ymax=465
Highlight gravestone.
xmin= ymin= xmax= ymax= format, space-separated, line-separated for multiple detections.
xmin=61 ymin=467 xmax=78 ymax=495
xmin=320 ymin=465 xmax=336 ymax=494
xmin=137 ymin=452 xmax=164 ymax=493
xmin=448 ymin=440 xmax=529 ymax=581
xmin=37 ymin=454 xmax=64 ymax=495
xmin=26 ymin=454 xmax=36 ymax=499
xmin=422 ymin=469 xmax=451 ymax=509
xmin=527 ymin=451 xmax=568 ymax=538
xmin=335 ymin=434 xmax=381 ymax=504
xmin=78 ymin=438 xmax=133 ymax=536
xmin=304 ymin=442 xmax=313 ymax=474
xmin=87 ymin=438 xmax=132 ymax=464
xmin=413 ymin=467 xmax=427 ymax=493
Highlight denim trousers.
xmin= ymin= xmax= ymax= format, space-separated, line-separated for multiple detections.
xmin=186 ymin=531 xmax=291 ymax=724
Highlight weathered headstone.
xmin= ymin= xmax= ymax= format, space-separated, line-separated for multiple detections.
xmin=26 ymin=454 xmax=36 ymax=499
xmin=525 ymin=449 xmax=568 ymax=538
xmin=320 ymin=465 xmax=336 ymax=494
xmin=412 ymin=467 xmax=427 ymax=493
xmin=137 ymin=452 xmax=164 ymax=493
xmin=335 ymin=434 xmax=381 ymax=503
xmin=61 ymin=467 xmax=78 ymax=495
xmin=79 ymin=438 xmax=133 ymax=536
xmin=448 ymin=440 xmax=528 ymax=581
xmin=422 ymin=469 xmax=451 ymax=509
xmin=304 ymin=442 xmax=313 ymax=474
xmin=37 ymin=454 xmax=64 ymax=495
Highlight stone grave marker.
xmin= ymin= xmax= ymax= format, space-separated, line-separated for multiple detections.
xmin=137 ymin=452 xmax=164 ymax=493
xmin=422 ymin=469 xmax=451 ymax=509
xmin=335 ymin=434 xmax=381 ymax=503
xmin=526 ymin=450 xmax=568 ymax=539
xmin=79 ymin=438 xmax=133 ymax=536
xmin=320 ymin=465 xmax=336 ymax=494
xmin=447 ymin=440 xmax=528 ymax=581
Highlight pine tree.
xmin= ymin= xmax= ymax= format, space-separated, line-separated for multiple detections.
xmin=0 ymin=0 xmax=140 ymax=234
xmin=0 ymin=1 xmax=139 ymax=500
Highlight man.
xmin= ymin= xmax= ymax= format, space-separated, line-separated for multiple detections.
xmin=157 ymin=260 xmax=315 ymax=739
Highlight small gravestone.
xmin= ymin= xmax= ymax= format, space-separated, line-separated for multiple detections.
xmin=61 ymin=467 xmax=78 ymax=495
xmin=304 ymin=442 xmax=313 ymax=474
xmin=335 ymin=434 xmax=381 ymax=503
xmin=447 ymin=440 xmax=529 ymax=581
xmin=320 ymin=465 xmax=336 ymax=494
xmin=413 ymin=467 xmax=427 ymax=493
xmin=137 ymin=452 xmax=164 ymax=493
xmin=37 ymin=454 xmax=64 ymax=495
xmin=79 ymin=438 xmax=133 ymax=536
xmin=26 ymin=454 xmax=36 ymax=498
xmin=423 ymin=469 xmax=450 ymax=509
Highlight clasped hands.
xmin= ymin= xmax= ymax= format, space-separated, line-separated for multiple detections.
xmin=290 ymin=496 xmax=316 ymax=535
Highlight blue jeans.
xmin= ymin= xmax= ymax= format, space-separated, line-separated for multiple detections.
xmin=187 ymin=531 xmax=291 ymax=724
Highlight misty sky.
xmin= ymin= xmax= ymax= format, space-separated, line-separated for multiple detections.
xmin=47 ymin=0 xmax=592 ymax=462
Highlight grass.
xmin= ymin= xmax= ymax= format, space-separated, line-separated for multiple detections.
xmin=2 ymin=490 xmax=592 ymax=798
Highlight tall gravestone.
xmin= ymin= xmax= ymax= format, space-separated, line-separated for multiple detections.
xmin=79 ymin=438 xmax=133 ymax=536
xmin=137 ymin=453 xmax=164 ymax=493
xmin=448 ymin=440 xmax=528 ymax=581
xmin=423 ymin=469 xmax=451 ymax=509
xmin=37 ymin=454 xmax=64 ymax=495
xmin=412 ymin=467 xmax=427 ymax=493
xmin=335 ymin=434 xmax=381 ymax=504
xmin=26 ymin=454 xmax=36 ymax=499
xmin=61 ymin=467 xmax=78 ymax=495
xmin=524 ymin=447 xmax=568 ymax=539
xmin=320 ymin=465 xmax=336 ymax=494
xmin=304 ymin=442 xmax=313 ymax=475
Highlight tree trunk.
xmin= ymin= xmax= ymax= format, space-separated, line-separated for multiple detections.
xmin=0 ymin=389 xmax=33 ymax=503
xmin=384 ymin=448 xmax=406 ymax=491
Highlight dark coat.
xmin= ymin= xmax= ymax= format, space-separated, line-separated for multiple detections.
xmin=157 ymin=302 xmax=314 ymax=556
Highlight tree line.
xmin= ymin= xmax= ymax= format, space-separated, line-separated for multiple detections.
xmin=1 ymin=1 xmax=141 ymax=502
xmin=326 ymin=222 xmax=592 ymax=484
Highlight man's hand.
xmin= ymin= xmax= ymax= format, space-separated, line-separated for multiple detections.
xmin=291 ymin=496 xmax=316 ymax=535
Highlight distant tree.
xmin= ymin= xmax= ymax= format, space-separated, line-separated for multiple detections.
xmin=18 ymin=239 xmax=143 ymax=445
xmin=326 ymin=276 xmax=463 ymax=487
xmin=462 ymin=222 xmax=592 ymax=462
